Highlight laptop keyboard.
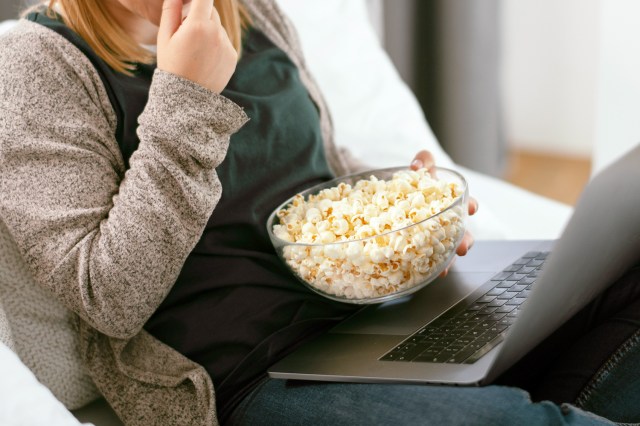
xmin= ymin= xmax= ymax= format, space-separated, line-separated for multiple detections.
xmin=380 ymin=251 xmax=549 ymax=364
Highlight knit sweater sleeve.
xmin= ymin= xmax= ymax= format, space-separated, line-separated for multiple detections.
xmin=0 ymin=22 xmax=248 ymax=339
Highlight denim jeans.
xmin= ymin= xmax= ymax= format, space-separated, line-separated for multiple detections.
xmin=226 ymin=379 xmax=615 ymax=425
xmin=226 ymin=266 xmax=640 ymax=426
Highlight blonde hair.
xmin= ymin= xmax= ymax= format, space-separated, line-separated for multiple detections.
xmin=28 ymin=0 xmax=250 ymax=75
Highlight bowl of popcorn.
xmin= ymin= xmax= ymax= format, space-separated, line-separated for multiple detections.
xmin=267 ymin=167 xmax=468 ymax=304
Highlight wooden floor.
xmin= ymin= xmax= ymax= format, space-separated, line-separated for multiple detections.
xmin=505 ymin=150 xmax=592 ymax=206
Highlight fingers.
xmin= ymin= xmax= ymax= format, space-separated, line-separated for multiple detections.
xmin=158 ymin=0 xmax=183 ymax=46
xmin=410 ymin=150 xmax=435 ymax=171
xmin=439 ymin=257 xmax=456 ymax=278
xmin=209 ymin=3 xmax=223 ymax=27
xmin=468 ymin=197 xmax=479 ymax=216
xmin=187 ymin=0 xmax=214 ymax=21
xmin=440 ymin=231 xmax=474 ymax=279
xmin=456 ymin=231 xmax=474 ymax=256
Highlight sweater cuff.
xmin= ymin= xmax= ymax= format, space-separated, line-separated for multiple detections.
xmin=148 ymin=69 xmax=248 ymax=135
xmin=137 ymin=70 xmax=249 ymax=169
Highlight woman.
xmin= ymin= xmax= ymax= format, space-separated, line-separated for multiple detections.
xmin=0 ymin=0 xmax=637 ymax=425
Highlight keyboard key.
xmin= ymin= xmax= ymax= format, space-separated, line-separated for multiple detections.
xmin=459 ymin=311 xmax=478 ymax=320
xmin=401 ymin=345 xmax=431 ymax=361
xmin=507 ymin=273 xmax=528 ymax=281
xmin=448 ymin=329 xmax=467 ymax=338
xmin=488 ymin=312 xmax=507 ymax=321
xmin=475 ymin=332 xmax=498 ymax=343
xmin=497 ymin=291 xmax=516 ymax=299
xmin=475 ymin=321 xmax=496 ymax=330
xmin=491 ymin=271 xmax=512 ymax=281
xmin=487 ymin=298 xmax=507 ymax=307
xmin=487 ymin=287 xmax=507 ymax=296
xmin=425 ymin=334 xmax=446 ymax=343
xmin=496 ymin=304 xmax=517 ymax=313
xmin=498 ymin=317 xmax=516 ymax=326
xmin=465 ymin=335 xmax=506 ymax=364
xmin=506 ymin=298 xmax=526 ymax=306
xmin=465 ymin=329 xmax=486 ymax=339
xmin=381 ymin=352 xmax=403 ymax=361
xmin=490 ymin=324 xmax=509 ymax=333
xmin=519 ymin=266 xmax=536 ymax=274
xmin=460 ymin=315 xmax=487 ymax=331
xmin=449 ymin=317 xmax=467 ymax=327
xmin=408 ymin=335 xmax=427 ymax=344
xmin=457 ymin=323 xmax=475 ymax=333
xmin=466 ymin=341 xmax=488 ymax=351
xmin=520 ymin=277 xmax=536 ymax=285
xmin=504 ymin=264 xmax=523 ymax=272
xmin=497 ymin=281 xmax=516 ymax=289
xmin=423 ymin=354 xmax=449 ymax=363
xmin=414 ymin=348 xmax=444 ymax=360
xmin=512 ymin=284 xmax=527 ymax=292
xmin=399 ymin=343 xmax=417 ymax=351
xmin=535 ymin=252 xmax=549 ymax=260
xmin=502 ymin=291 xmax=520 ymax=299
xmin=523 ymin=251 xmax=540 ymax=258
xmin=447 ymin=348 xmax=477 ymax=363
xmin=478 ymin=306 xmax=498 ymax=315
xmin=512 ymin=258 xmax=530 ymax=265
xmin=454 ymin=336 xmax=475 ymax=346
xmin=476 ymin=295 xmax=497 ymax=304
xmin=441 ymin=347 xmax=461 ymax=357
xmin=527 ymin=259 xmax=544 ymax=267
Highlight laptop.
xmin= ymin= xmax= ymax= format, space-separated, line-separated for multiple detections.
xmin=268 ymin=144 xmax=640 ymax=386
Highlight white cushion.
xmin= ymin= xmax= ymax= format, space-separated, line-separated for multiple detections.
xmin=0 ymin=341 xmax=86 ymax=426
xmin=276 ymin=0 xmax=454 ymax=170
xmin=0 ymin=219 xmax=99 ymax=410
xmin=0 ymin=19 xmax=17 ymax=35
xmin=0 ymin=298 xmax=14 ymax=351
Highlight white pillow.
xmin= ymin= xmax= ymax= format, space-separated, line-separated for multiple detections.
xmin=0 ymin=19 xmax=17 ymax=35
xmin=0 ymin=219 xmax=100 ymax=410
xmin=276 ymin=0 xmax=454 ymax=169
xmin=0 ymin=341 xmax=86 ymax=426
xmin=0 ymin=299 xmax=14 ymax=351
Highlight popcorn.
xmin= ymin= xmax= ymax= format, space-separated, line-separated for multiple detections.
xmin=275 ymin=168 xmax=466 ymax=301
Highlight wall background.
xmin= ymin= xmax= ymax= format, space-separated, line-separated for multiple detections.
xmin=502 ymin=0 xmax=601 ymax=159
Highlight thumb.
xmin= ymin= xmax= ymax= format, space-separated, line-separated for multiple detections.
xmin=158 ymin=0 xmax=182 ymax=47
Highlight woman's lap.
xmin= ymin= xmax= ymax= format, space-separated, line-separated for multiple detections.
xmin=227 ymin=265 xmax=640 ymax=425
xmin=227 ymin=379 xmax=612 ymax=425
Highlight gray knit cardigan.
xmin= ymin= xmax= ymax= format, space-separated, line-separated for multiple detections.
xmin=0 ymin=1 xmax=364 ymax=424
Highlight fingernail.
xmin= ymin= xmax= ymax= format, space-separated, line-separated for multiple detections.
xmin=411 ymin=159 xmax=423 ymax=170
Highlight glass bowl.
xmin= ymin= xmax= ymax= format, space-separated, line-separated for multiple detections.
xmin=266 ymin=167 xmax=469 ymax=304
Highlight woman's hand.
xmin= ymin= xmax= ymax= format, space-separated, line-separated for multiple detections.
xmin=157 ymin=0 xmax=237 ymax=93
xmin=410 ymin=150 xmax=479 ymax=277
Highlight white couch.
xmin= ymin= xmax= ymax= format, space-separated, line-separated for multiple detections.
xmin=0 ymin=1 xmax=576 ymax=424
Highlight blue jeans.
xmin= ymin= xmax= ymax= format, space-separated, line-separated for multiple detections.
xmin=226 ymin=266 xmax=640 ymax=425
xmin=226 ymin=379 xmax=615 ymax=425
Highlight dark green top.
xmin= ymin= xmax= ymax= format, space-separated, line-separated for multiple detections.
xmin=148 ymin=28 xmax=358 ymax=420
xmin=28 ymin=12 xmax=358 ymax=421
